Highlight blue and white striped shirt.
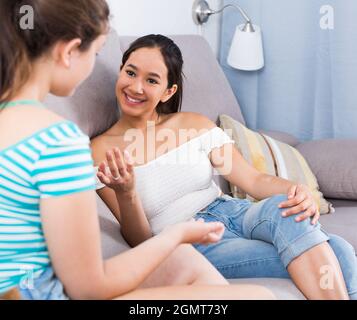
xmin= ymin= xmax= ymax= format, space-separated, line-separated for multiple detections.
xmin=0 ymin=121 xmax=96 ymax=294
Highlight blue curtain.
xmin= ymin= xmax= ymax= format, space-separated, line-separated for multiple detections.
xmin=220 ymin=0 xmax=357 ymax=141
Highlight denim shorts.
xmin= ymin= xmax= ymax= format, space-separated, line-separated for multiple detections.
xmin=18 ymin=267 xmax=69 ymax=300
xmin=194 ymin=194 xmax=329 ymax=273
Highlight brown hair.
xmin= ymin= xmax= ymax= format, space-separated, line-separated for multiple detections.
xmin=0 ymin=0 xmax=110 ymax=104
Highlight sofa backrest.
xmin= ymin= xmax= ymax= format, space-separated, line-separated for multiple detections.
xmin=45 ymin=30 xmax=245 ymax=194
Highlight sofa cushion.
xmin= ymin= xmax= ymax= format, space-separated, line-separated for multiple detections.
xmin=229 ymin=278 xmax=305 ymax=300
xmin=97 ymin=195 xmax=129 ymax=259
xmin=297 ymin=140 xmax=357 ymax=200
xmin=319 ymin=199 xmax=357 ymax=251
xmin=219 ymin=114 xmax=334 ymax=214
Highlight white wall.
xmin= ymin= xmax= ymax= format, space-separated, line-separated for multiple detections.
xmin=107 ymin=0 xmax=223 ymax=57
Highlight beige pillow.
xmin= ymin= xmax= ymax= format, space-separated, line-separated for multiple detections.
xmin=219 ymin=114 xmax=334 ymax=214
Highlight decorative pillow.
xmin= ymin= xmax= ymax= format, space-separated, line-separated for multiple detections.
xmin=297 ymin=140 xmax=357 ymax=200
xmin=219 ymin=114 xmax=334 ymax=214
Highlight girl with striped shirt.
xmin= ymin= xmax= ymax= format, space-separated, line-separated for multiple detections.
xmin=0 ymin=0 xmax=273 ymax=300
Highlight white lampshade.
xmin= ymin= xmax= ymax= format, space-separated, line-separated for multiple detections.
xmin=227 ymin=24 xmax=264 ymax=71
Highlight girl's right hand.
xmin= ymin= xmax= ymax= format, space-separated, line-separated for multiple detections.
xmin=163 ymin=219 xmax=225 ymax=245
xmin=97 ymin=148 xmax=135 ymax=195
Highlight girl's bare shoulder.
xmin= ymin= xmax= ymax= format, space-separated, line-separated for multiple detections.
xmin=173 ymin=112 xmax=217 ymax=131
xmin=0 ymin=106 xmax=66 ymax=150
xmin=1 ymin=106 xmax=65 ymax=127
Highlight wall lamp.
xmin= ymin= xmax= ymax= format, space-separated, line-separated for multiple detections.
xmin=192 ymin=0 xmax=264 ymax=71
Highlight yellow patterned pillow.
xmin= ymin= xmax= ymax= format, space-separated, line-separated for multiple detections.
xmin=219 ymin=114 xmax=334 ymax=214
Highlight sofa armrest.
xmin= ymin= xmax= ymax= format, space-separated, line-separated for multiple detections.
xmin=296 ymin=139 xmax=357 ymax=200
xmin=257 ymin=129 xmax=301 ymax=147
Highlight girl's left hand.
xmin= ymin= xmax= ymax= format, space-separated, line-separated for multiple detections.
xmin=278 ymin=184 xmax=320 ymax=225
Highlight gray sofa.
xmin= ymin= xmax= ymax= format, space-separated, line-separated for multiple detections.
xmin=45 ymin=30 xmax=357 ymax=300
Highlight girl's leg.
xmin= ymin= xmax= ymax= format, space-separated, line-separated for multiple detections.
xmin=116 ymin=284 xmax=275 ymax=300
xmin=286 ymin=242 xmax=348 ymax=299
xmin=137 ymin=244 xmax=229 ymax=289
xmin=243 ymin=194 xmax=349 ymax=300
xmin=128 ymin=244 xmax=275 ymax=300
xmin=327 ymin=234 xmax=357 ymax=300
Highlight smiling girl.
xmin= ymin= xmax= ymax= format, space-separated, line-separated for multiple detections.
xmin=92 ymin=34 xmax=357 ymax=300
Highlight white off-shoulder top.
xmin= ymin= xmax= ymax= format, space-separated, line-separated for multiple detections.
xmin=95 ymin=127 xmax=235 ymax=235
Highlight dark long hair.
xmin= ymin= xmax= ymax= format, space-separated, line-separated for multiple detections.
xmin=121 ymin=34 xmax=184 ymax=115
xmin=0 ymin=0 xmax=110 ymax=104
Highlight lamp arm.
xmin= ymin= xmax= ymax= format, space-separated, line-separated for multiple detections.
xmin=211 ymin=4 xmax=252 ymax=23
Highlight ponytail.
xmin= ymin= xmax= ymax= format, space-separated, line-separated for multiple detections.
xmin=0 ymin=1 xmax=31 ymax=104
